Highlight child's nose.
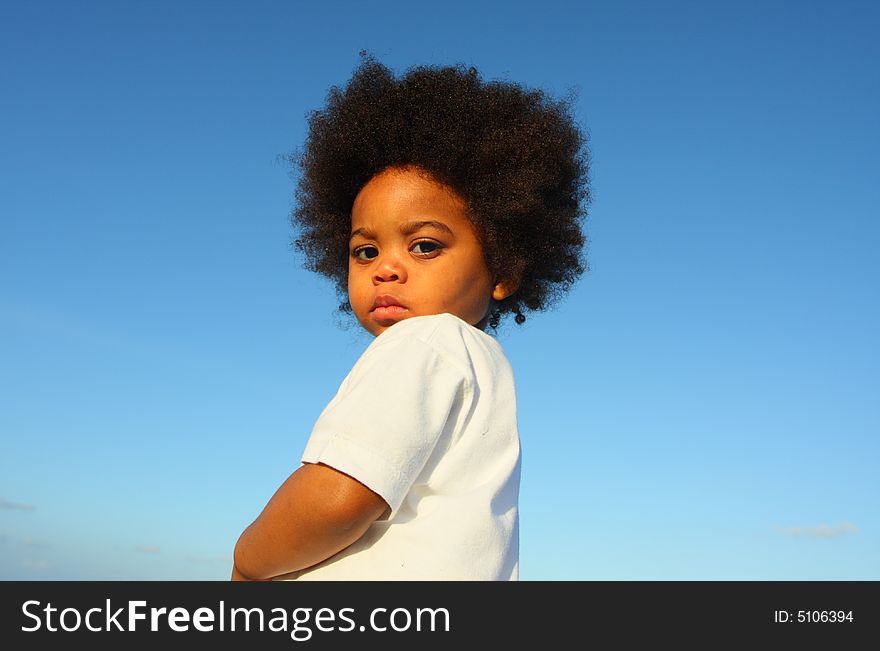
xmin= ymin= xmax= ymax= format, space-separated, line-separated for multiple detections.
xmin=372 ymin=252 xmax=407 ymax=284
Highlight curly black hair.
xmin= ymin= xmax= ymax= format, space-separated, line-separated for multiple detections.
xmin=290 ymin=53 xmax=590 ymax=329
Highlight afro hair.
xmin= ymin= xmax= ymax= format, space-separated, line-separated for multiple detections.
xmin=290 ymin=53 xmax=590 ymax=329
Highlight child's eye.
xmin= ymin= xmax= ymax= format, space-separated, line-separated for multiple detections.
xmin=410 ymin=240 xmax=443 ymax=257
xmin=352 ymin=245 xmax=379 ymax=261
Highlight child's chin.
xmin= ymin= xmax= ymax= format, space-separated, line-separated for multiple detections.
xmin=367 ymin=312 xmax=411 ymax=335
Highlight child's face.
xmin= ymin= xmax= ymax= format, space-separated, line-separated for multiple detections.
xmin=348 ymin=167 xmax=512 ymax=337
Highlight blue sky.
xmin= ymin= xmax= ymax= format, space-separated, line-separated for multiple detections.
xmin=1 ymin=0 xmax=877 ymax=580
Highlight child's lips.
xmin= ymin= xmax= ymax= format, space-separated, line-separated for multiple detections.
xmin=372 ymin=305 xmax=408 ymax=321
xmin=370 ymin=295 xmax=408 ymax=323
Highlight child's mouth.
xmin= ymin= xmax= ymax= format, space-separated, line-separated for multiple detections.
xmin=372 ymin=305 xmax=408 ymax=321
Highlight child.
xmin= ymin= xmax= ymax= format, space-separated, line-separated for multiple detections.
xmin=232 ymin=54 xmax=589 ymax=580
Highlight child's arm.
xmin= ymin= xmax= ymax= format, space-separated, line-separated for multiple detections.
xmin=232 ymin=462 xmax=388 ymax=580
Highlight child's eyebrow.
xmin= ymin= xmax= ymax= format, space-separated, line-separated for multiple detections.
xmin=400 ymin=220 xmax=453 ymax=236
xmin=349 ymin=220 xmax=454 ymax=241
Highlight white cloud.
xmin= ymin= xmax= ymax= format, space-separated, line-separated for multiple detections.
xmin=780 ymin=522 xmax=860 ymax=539
xmin=0 ymin=497 xmax=35 ymax=511
xmin=22 ymin=536 xmax=50 ymax=549
xmin=183 ymin=554 xmax=233 ymax=565
xmin=135 ymin=545 xmax=161 ymax=554
xmin=0 ymin=534 xmax=50 ymax=548
xmin=21 ymin=559 xmax=52 ymax=572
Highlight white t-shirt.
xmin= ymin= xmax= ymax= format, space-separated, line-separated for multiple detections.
xmin=276 ymin=313 xmax=520 ymax=580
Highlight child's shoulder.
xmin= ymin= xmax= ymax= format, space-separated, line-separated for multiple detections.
xmin=367 ymin=313 xmax=508 ymax=373
xmin=375 ymin=312 xmax=494 ymax=347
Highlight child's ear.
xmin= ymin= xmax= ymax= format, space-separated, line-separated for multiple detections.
xmin=492 ymin=276 xmax=520 ymax=302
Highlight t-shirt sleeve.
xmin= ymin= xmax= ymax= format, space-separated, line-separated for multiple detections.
xmin=300 ymin=327 xmax=469 ymax=515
